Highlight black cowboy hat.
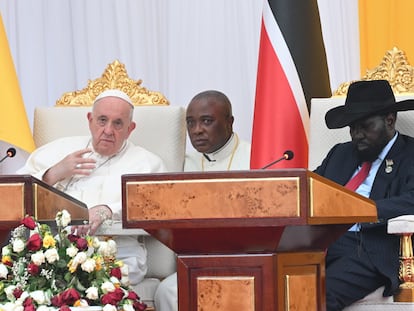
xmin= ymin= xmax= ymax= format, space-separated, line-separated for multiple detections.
xmin=325 ymin=80 xmax=414 ymax=129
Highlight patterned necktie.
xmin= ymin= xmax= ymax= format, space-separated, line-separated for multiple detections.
xmin=345 ymin=162 xmax=372 ymax=191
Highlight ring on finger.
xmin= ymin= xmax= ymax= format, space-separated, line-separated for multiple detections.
xmin=75 ymin=163 xmax=81 ymax=169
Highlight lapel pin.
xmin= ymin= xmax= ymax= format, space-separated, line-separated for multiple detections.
xmin=385 ymin=159 xmax=394 ymax=174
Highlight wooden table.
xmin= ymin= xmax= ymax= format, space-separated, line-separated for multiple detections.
xmin=122 ymin=169 xmax=377 ymax=311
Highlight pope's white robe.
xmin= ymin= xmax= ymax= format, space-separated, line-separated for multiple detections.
xmin=17 ymin=135 xmax=166 ymax=285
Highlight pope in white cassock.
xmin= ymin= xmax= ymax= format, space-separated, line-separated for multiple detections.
xmin=17 ymin=89 xmax=166 ymax=287
xmin=154 ymin=90 xmax=251 ymax=311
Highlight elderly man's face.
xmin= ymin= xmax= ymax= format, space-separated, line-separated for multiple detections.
xmin=186 ymin=98 xmax=233 ymax=154
xmin=350 ymin=113 xmax=395 ymax=162
xmin=87 ymin=96 xmax=136 ymax=156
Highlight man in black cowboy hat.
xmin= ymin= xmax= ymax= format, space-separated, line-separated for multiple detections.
xmin=314 ymin=79 xmax=414 ymax=310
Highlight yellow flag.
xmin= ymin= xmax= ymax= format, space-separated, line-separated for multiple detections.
xmin=0 ymin=14 xmax=35 ymax=153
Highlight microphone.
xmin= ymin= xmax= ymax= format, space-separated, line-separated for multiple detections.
xmin=261 ymin=150 xmax=294 ymax=169
xmin=0 ymin=147 xmax=17 ymax=164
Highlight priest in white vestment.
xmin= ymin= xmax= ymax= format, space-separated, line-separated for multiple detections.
xmin=154 ymin=90 xmax=251 ymax=311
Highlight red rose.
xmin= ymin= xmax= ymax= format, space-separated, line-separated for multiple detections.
xmin=23 ymin=297 xmax=36 ymax=311
xmin=67 ymin=234 xmax=79 ymax=243
xmin=59 ymin=305 xmax=71 ymax=311
xmin=51 ymin=294 xmax=64 ymax=307
xmin=28 ymin=263 xmax=40 ymax=275
xmin=132 ymin=301 xmax=147 ymax=311
xmin=101 ymin=288 xmax=125 ymax=305
xmin=126 ymin=291 xmax=139 ymax=301
xmin=23 ymin=297 xmax=33 ymax=307
xmin=76 ymin=237 xmax=88 ymax=251
xmin=101 ymin=293 xmax=117 ymax=306
xmin=26 ymin=233 xmax=42 ymax=251
xmin=24 ymin=304 xmax=36 ymax=311
xmin=110 ymin=267 xmax=122 ymax=279
xmin=60 ymin=288 xmax=81 ymax=305
xmin=13 ymin=287 xmax=23 ymax=299
xmin=21 ymin=216 xmax=36 ymax=230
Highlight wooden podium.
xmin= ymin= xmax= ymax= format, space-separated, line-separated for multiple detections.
xmin=0 ymin=175 xmax=89 ymax=246
xmin=121 ymin=169 xmax=377 ymax=311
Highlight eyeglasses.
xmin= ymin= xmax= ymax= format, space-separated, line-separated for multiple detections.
xmin=95 ymin=116 xmax=124 ymax=130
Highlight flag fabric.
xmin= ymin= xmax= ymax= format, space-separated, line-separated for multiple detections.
xmin=359 ymin=0 xmax=414 ymax=75
xmin=0 ymin=14 xmax=35 ymax=153
xmin=250 ymin=0 xmax=331 ymax=169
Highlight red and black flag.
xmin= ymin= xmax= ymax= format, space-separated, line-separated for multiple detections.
xmin=250 ymin=0 xmax=331 ymax=169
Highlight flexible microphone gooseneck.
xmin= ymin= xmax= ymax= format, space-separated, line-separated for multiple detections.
xmin=261 ymin=150 xmax=294 ymax=169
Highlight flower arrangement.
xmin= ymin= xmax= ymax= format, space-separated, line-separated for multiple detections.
xmin=0 ymin=210 xmax=147 ymax=311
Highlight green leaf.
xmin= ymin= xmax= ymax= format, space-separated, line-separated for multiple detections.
xmin=75 ymin=278 xmax=86 ymax=292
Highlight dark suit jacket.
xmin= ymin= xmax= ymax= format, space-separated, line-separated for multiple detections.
xmin=314 ymin=133 xmax=414 ymax=295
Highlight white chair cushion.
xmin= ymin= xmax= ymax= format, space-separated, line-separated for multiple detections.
xmin=343 ymin=286 xmax=393 ymax=310
xmin=388 ymin=215 xmax=414 ymax=234
xmin=309 ymin=97 xmax=350 ymax=170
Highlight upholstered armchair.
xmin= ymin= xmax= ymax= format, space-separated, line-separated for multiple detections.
xmin=309 ymin=47 xmax=414 ymax=310
xmin=32 ymin=60 xmax=186 ymax=308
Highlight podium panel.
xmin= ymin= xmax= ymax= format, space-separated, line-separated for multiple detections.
xmin=0 ymin=175 xmax=88 ymax=246
xmin=122 ymin=169 xmax=377 ymax=311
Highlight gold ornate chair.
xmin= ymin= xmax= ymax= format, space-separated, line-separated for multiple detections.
xmin=309 ymin=47 xmax=414 ymax=310
xmin=32 ymin=60 xmax=186 ymax=308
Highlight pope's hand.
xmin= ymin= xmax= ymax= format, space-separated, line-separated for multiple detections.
xmin=72 ymin=205 xmax=112 ymax=236
xmin=42 ymin=148 xmax=96 ymax=185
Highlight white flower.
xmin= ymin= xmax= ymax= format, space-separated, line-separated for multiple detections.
xmin=37 ymin=305 xmax=51 ymax=311
xmin=120 ymin=264 xmax=130 ymax=286
xmin=0 ymin=263 xmax=9 ymax=279
xmin=110 ymin=276 xmax=121 ymax=286
xmin=103 ymin=304 xmax=118 ymax=311
xmin=120 ymin=262 xmax=128 ymax=275
xmin=44 ymin=248 xmax=59 ymax=264
xmin=16 ymin=291 xmax=29 ymax=305
xmin=107 ymin=239 xmax=117 ymax=255
xmin=97 ymin=241 xmax=110 ymax=257
xmin=66 ymin=245 xmax=78 ymax=257
xmin=2 ymin=245 xmax=11 ymax=256
xmin=97 ymin=239 xmax=117 ymax=257
xmin=55 ymin=209 xmax=71 ymax=227
xmin=122 ymin=304 xmax=135 ymax=311
xmin=31 ymin=251 xmax=45 ymax=266
xmin=85 ymin=286 xmax=99 ymax=300
xmin=73 ymin=251 xmax=88 ymax=265
xmin=30 ymin=290 xmax=50 ymax=305
xmin=81 ymin=258 xmax=96 ymax=273
xmin=68 ymin=251 xmax=88 ymax=272
xmin=4 ymin=285 xmax=16 ymax=300
xmin=0 ymin=301 xmax=24 ymax=311
xmin=75 ymin=299 xmax=89 ymax=307
xmin=60 ymin=210 xmax=71 ymax=227
xmin=101 ymin=281 xmax=116 ymax=293
xmin=12 ymin=239 xmax=25 ymax=253
xmin=91 ymin=237 xmax=101 ymax=249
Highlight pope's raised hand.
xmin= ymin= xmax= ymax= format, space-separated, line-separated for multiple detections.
xmin=42 ymin=148 xmax=96 ymax=185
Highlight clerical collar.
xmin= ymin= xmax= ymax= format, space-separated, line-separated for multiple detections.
xmin=203 ymin=133 xmax=238 ymax=162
